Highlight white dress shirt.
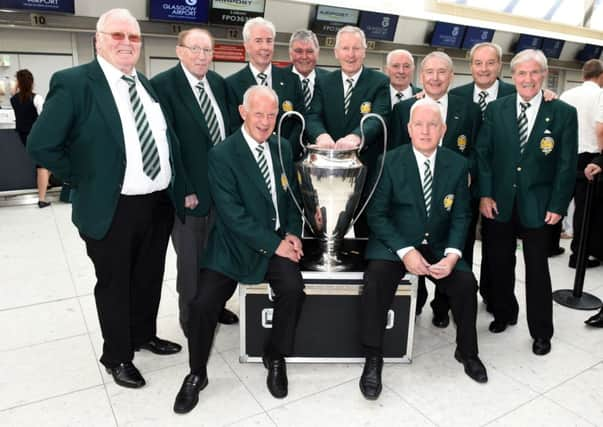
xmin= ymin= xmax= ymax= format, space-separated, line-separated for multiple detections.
xmin=396 ymin=147 xmax=462 ymax=261
xmin=97 ymin=55 xmax=171 ymax=195
xmin=241 ymin=126 xmax=280 ymax=230
xmin=389 ymin=84 xmax=413 ymax=108
xmin=180 ymin=63 xmax=226 ymax=141
xmin=560 ymin=80 xmax=603 ymax=153
xmin=33 ymin=94 xmax=44 ymax=115
xmin=292 ymin=67 xmax=316 ymax=100
xmin=472 ymin=79 xmax=500 ymax=105
xmin=249 ymin=63 xmax=272 ymax=87
xmin=516 ymin=90 xmax=543 ymax=143
xmin=341 ymin=67 xmax=363 ymax=92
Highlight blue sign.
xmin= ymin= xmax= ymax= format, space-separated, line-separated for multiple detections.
xmin=576 ymin=44 xmax=603 ymax=62
xmin=430 ymin=22 xmax=466 ymax=49
xmin=149 ymin=0 xmax=209 ymax=24
xmin=515 ymin=34 xmax=543 ymax=53
xmin=0 ymin=0 xmax=74 ymax=13
xmin=541 ymin=38 xmax=564 ymax=59
xmin=461 ymin=27 xmax=494 ymax=50
xmin=358 ymin=12 xmax=398 ymax=42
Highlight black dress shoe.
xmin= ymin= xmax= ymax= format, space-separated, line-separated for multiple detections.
xmin=218 ymin=308 xmax=239 ymax=325
xmin=136 ymin=336 xmax=182 ymax=355
xmin=532 ymin=338 xmax=551 ymax=355
xmin=263 ymin=356 xmax=288 ymax=398
xmin=585 ymin=310 xmax=603 ymax=327
xmin=548 ymin=247 xmax=565 ymax=257
xmin=106 ymin=362 xmax=146 ymax=388
xmin=454 ymin=350 xmax=488 ymax=383
xmin=488 ymin=317 xmax=517 ymax=333
xmin=359 ymin=356 xmax=383 ymax=400
xmin=432 ymin=313 xmax=450 ymax=328
xmin=173 ymin=373 xmax=208 ymax=414
xmin=569 ymin=255 xmax=600 ymax=269
xmin=38 ymin=201 xmax=51 ymax=208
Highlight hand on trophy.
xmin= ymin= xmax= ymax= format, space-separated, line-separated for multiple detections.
xmin=335 ymin=134 xmax=361 ymax=149
xmin=479 ymin=197 xmax=498 ymax=219
xmin=276 ymin=239 xmax=303 ymax=263
xmin=285 ymin=233 xmax=304 ymax=256
xmin=428 ymin=253 xmax=459 ymax=279
xmin=315 ymin=133 xmax=336 ymax=148
xmin=402 ymin=249 xmax=431 ymax=276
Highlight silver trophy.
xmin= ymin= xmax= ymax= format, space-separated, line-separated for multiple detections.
xmin=277 ymin=112 xmax=387 ymax=272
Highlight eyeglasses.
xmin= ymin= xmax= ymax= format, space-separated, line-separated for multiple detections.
xmin=179 ymin=45 xmax=213 ymax=55
xmin=100 ymin=31 xmax=142 ymax=43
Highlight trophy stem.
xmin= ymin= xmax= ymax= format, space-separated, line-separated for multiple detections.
xmin=311 ymin=238 xmax=349 ymax=272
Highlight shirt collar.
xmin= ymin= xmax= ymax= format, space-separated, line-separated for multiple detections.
xmin=241 ymin=125 xmax=266 ymax=152
xmin=249 ymin=63 xmax=272 ymax=80
xmin=473 ymin=79 xmax=499 ymax=100
xmin=180 ymin=62 xmax=207 ymax=88
xmin=292 ymin=67 xmax=315 ymax=85
xmin=517 ymin=89 xmax=543 ymax=110
xmin=341 ymin=67 xmax=363 ymax=87
xmin=412 ymin=146 xmax=437 ymax=166
xmin=97 ymin=55 xmax=137 ymax=86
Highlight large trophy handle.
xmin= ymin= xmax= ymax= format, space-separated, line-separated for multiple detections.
xmin=350 ymin=113 xmax=388 ymax=228
xmin=276 ymin=111 xmax=315 ymax=234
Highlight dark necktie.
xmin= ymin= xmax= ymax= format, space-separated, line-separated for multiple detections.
xmin=257 ymin=72 xmax=268 ymax=86
xmin=423 ymin=159 xmax=432 ymax=217
xmin=478 ymin=90 xmax=488 ymax=119
xmin=344 ymin=78 xmax=354 ymax=115
xmin=196 ymin=81 xmax=221 ymax=145
xmin=256 ymin=144 xmax=271 ymax=193
xmin=518 ymin=102 xmax=530 ymax=155
xmin=121 ymin=75 xmax=161 ymax=180
xmin=302 ymin=78 xmax=311 ymax=109
xmin=395 ymin=92 xmax=404 ymax=103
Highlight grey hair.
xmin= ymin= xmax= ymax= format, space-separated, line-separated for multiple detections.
xmin=510 ymin=49 xmax=548 ymax=73
xmin=469 ymin=42 xmax=502 ymax=63
xmin=420 ymin=51 xmax=454 ymax=72
xmin=386 ymin=49 xmax=415 ymax=67
xmin=242 ymin=85 xmax=279 ymax=110
xmin=96 ymin=8 xmax=139 ymax=34
xmin=335 ymin=25 xmax=367 ymax=49
xmin=409 ymin=98 xmax=444 ymax=123
xmin=289 ymin=29 xmax=320 ymax=51
xmin=242 ymin=17 xmax=276 ymax=43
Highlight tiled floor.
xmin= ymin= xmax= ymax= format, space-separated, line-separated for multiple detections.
xmin=1 ymin=202 xmax=603 ymax=426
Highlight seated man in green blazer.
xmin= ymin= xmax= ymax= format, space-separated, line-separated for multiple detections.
xmin=359 ymin=100 xmax=487 ymax=401
xmin=476 ymin=49 xmax=577 ymax=355
xmin=173 ymin=86 xmax=305 ymax=414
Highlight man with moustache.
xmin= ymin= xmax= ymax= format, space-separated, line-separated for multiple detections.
xmin=151 ymin=28 xmax=238 ymax=336
xmin=27 ymin=8 xmax=187 ymax=388
xmin=384 ymin=49 xmax=421 ymax=109
xmin=226 ymin=17 xmax=304 ymax=148
xmin=305 ymin=25 xmax=389 ymax=236
xmin=359 ymin=100 xmax=487 ymax=400
xmin=173 ymin=86 xmax=305 ymax=414
xmin=476 ymin=49 xmax=577 ymax=355
xmin=389 ymin=52 xmax=481 ymax=326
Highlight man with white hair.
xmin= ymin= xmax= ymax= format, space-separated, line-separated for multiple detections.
xmin=27 ymin=8 xmax=189 ymax=388
xmin=359 ymin=99 xmax=487 ymax=400
xmin=476 ymin=49 xmax=577 ymax=355
xmin=384 ymin=48 xmax=421 ymax=109
xmin=226 ymin=17 xmax=304 ymax=147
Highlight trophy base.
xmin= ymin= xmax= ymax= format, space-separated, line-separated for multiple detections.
xmin=300 ymin=238 xmax=367 ymax=272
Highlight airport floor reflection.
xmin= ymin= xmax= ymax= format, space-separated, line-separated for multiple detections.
xmin=1 ymin=202 xmax=603 ymax=427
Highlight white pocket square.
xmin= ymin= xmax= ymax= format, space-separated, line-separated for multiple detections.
xmin=544 ymin=129 xmax=552 ymax=134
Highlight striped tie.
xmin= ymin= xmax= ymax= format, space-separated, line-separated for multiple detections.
xmin=478 ymin=90 xmax=488 ymax=119
xmin=257 ymin=72 xmax=268 ymax=86
xmin=423 ymin=159 xmax=433 ymax=217
xmin=121 ymin=75 xmax=161 ymax=180
xmin=256 ymin=144 xmax=272 ymax=193
xmin=518 ymin=102 xmax=530 ymax=155
xmin=196 ymin=81 xmax=221 ymax=145
xmin=302 ymin=78 xmax=311 ymax=109
xmin=395 ymin=92 xmax=403 ymax=103
xmin=344 ymin=78 xmax=354 ymax=115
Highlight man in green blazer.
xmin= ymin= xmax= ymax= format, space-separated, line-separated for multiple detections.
xmin=151 ymin=28 xmax=238 ymax=333
xmin=27 ymin=8 xmax=187 ymax=389
xmin=476 ymin=49 xmax=578 ymax=356
xmin=226 ymin=17 xmax=304 ymax=151
xmin=384 ymin=48 xmax=422 ymax=109
xmin=173 ymin=86 xmax=305 ymax=414
xmin=359 ymin=100 xmax=487 ymax=400
xmin=305 ymin=25 xmax=390 ymax=236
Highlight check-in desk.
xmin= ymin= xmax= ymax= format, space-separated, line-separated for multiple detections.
xmin=0 ymin=109 xmax=36 ymax=192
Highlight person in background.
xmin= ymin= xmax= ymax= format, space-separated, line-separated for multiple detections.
xmin=10 ymin=69 xmax=50 ymax=208
xmin=384 ymin=49 xmax=421 ymax=109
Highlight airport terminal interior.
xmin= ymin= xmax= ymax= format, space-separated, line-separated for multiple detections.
xmin=1 ymin=0 xmax=603 ymax=426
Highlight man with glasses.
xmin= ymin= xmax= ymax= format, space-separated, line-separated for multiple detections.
xmin=151 ymin=29 xmax=239 ymax=337
xmin=27 ymin=8 xmax=189 ymax=388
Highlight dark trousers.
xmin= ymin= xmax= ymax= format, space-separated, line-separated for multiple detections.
xmin=171 ymin=210 xmax=214 ymax=334
xmin=571 ymin=152 xmax=601 ymax=257
xmin=81 ymin=190 xmax=174 ymax=367
xmin=484 ymin=206 xmax=553 ymax=340
xmin=361 ymin=255 xmax=479 ymax=358
xmin=188 ymin=256 xmax=305 ymax=375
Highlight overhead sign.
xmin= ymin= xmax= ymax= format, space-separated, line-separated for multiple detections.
xmin=149 ymin=0 xmax=209 ymax=23
xmin=311 ymin=5 xmax=359 ymax=36
xmin=358 ymin=11 xmax=398 ymax=42
xmin=0 ymin=0 xmax=74 ymax=13
xmin=209 ymin=0 xmax=265 ymax=26
xmin=213 ymin=44 xmax=246 ymax=62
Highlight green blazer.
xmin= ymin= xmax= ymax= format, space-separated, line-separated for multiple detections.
xmin=476 ymin=94 xmax=578 ymax=228
xmin=305 ymin=67 xmax=390 ymax=173
xmin=389 ymin=84 xmax=422 ymax=110
xmin=449 ymin=78 xmax=516 ymax=106
xmin=365 ymin=144 xmax=471 ymax=272
xmin=201 ymin=129 xmax=302 ymax=284
xmin=27 ymin=59 xmax=186 ymax=239
xmin=226 ymin=64 xmax=305 ymax=148
xmin=151 ymin=65 xmax=233 ymax=217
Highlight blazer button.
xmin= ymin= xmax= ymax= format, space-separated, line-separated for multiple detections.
xmin=513 ymin=184 xmax=517 ymax=188
xmin=424 ymin=232 xmax=429 ymax=237
xmin=517 ymin=166 xmax=522 ymax=171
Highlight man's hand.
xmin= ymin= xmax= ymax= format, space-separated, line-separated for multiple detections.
xmin=585 ymin=163 xmax=602 ymax=181
xmin=184 ymin=194 xmax=199 ymax=210
xmin=284 ymin=233 xmax=304 ymax=257
xmin=275 ymin=239 xmax=302 ymax=263
xmin=544 ymin=211 xmax=562 ymax=225
xmin=429 ymin=253 xmax=459 ymax=279
xmin=402 ymin=249 xmax=431 ymax=276
xmin=335 ymin=134 xmax=361 ymax=149
xmin=479 ymin=197 xmax=498 ymax=219
xmin=315 ymin=133 xmax=336 ymax=148
xmin=414 ymin=90 xmax=426 ymax=99
xmin=543 ymin=89 xmax=558 ymax=102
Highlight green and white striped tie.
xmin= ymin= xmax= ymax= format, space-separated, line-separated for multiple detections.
xmin=196 ymin=81 xmax=221 ymax=145
xmin=423 ymin=159 xmax=432 ymax=217
xmin=344 ymin=78 xmax=354 ymax=115
xmin=256 ymin=144 xmax=271 ymax=193
xmin=518 ymin=102 xmax=530 ymax=155
xmin=121 ymin=75 xmax=161 ymax=180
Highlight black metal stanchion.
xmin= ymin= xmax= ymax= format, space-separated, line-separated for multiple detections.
xmin=553 ymin=176 xmax=602 ymax=310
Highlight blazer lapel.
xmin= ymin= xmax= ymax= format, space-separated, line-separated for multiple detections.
xmin=502 ymin=96 xmax=521 ymax=159
xmin=527 ymin=99 xmax=552 ymax=152
xmin=174 ymin=65 xmax=211 ymax=138
xmin=444 ymin=101 xmax=462 ymax=146
xmin=432 ymin=151 xmax=451 ymax=219
xmin=234 ymin=130 xmax=272 ymax=202
xmin=207 ymin=71 xmax=230 ymax=130
xmin=403 ymin=151 xmax=427 ymax=219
